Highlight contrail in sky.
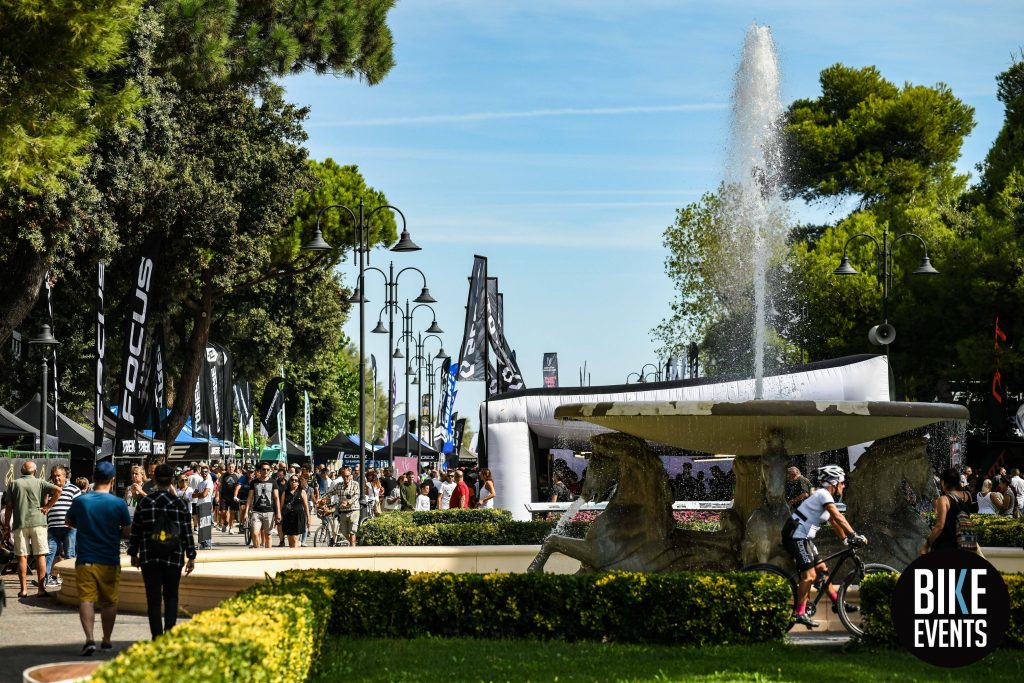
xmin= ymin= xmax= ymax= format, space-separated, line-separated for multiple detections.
xmin=315 ymin=103 xmax=728 ymax=127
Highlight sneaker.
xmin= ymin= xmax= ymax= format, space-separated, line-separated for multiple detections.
xmin=81 ymin=642 xmax=96 ymax=657
xmin=792 ymin=613 xmax=819 ymax=629
xmin=832 ymin=600 xmax=859 ymax=614
xmin=44 ymin=576 xmax=61 ymax=589
xmin=100 ymin=641 xmax=113 ymax=651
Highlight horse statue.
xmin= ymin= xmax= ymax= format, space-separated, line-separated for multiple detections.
xmin=740 ymin=441 xmax=793 ymax=567
xmin=841 ymin=433 xmax=937 ymax=570
xmin=527 ymin=432 xmax=738 ymax=574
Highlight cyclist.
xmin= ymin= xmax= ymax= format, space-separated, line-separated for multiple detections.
xmin=781 ymin=464 xmax=867 ymax=628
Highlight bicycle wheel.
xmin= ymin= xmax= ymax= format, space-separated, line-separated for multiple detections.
xmin=836 ymin=563 xmax=899 ymax=637
xmin=741 ymin=563 xmax=798 ymax=632
xmin=313 ymin=524 xmax=328 ymax=548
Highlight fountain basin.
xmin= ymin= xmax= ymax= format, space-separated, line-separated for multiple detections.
xmin=554 ymin=400 xmax=968 ymax=455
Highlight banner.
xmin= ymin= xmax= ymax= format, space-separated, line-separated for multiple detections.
xmin=115 ymin=232 xmax=161 ymax=456
xmin=542 ymin=352 xmax=559 ymax=388
xmin=453 ymin=417 xmax=467 ymax=455
xmin=44 ymin=271 xmax=58 ymax=416
xmin=1 ymin=456 xmax=70 ymax=494
xmin=259 ymin=377 xmax=286 ymax=436
xmin=304 ymin=390 xmax=312 ymax=459
xmin=439 ymin=360 xmax=458 ymax=453
xmin=196 ymin=500 xmax=213 ymax=546
xmin=233 ymin=380 xmax=253 ymax=444
xmin=94 ymin=262 xmax=106 ymax=457
xmin=202 ymin=344 xmax=225 ymax=440
xmin=457 ymin=256 xmax=488 ymax=382
xmin=485 ymin=277 xmax=525 ymax=395
xmin=149 ymin=324 xmax=166 ymax=428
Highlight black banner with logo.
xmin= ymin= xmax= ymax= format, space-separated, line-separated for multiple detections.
xmin=115 ymin=233 xmax=161 ymax=457
xmin=543 ymin=352 xmax=559 ymax=388
xmin=457 ymin=256 xmax=488 ymax=382
xmin=259 ymin=377 xmax=286 ymax=436
xmin=485 ymin=277 xmax=525 ymax=395
xmin=202 ymin=342 xmax=232 ymax=441
xmin=197 ymin=500 xmax=213 ymax=546
xmin=94 ymin=262 xmax=106 ymax=458
xmin=233 ymin=379 xmax=253 ymax=440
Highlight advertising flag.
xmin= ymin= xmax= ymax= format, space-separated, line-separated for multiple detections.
xmin=115 ymin=232 xmax=161 ymax=456
xmin=94 ymin=262 xmax=106 ymax=457
xmin=259 ymin=377 xmax=286 ymax=436
xmin=542 ymin=352 xmax=559 ymax=388
xmin=485 ymin=277 xmax=525 ymax=395
xmin=456 ymin=256 xmax=488 ymax=382
xmin=440 ymin=360 xmax=458 ymax=453
xmin=304 ymin=390 xmax=312 ymax=459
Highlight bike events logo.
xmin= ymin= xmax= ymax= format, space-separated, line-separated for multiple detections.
xmin=893 ymin=549 xmax=1009 ymax=667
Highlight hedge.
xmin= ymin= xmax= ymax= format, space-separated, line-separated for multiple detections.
xmin=921 ymin=514 xmax=1024 ymax=547
xmin=860 ymin=572 xmax=1024 ymax=648
xmin=359 ymin=510 xmax=588 ymax=546
xmin=94 ymin=568 xmax=791 ymax=680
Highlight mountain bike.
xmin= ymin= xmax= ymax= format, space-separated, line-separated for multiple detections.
xmin=741 ymin=537 xmax=897 ymax=637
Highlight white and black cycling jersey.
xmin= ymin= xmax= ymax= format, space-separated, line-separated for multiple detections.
xmin=790 ymin=488 xmax=835 ymax=539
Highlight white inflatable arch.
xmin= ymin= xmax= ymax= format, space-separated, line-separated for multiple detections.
xmin=479 ymin=355 xmax=891 ymax=520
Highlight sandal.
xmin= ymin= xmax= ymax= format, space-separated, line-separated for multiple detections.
xmin=17 ymin=591 xmax=28 ymax=598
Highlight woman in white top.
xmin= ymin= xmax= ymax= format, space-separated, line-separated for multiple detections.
xmin=977 ymin=479 xmax=997 ymax=514
xmin=477 ymin=468 xmax=496 ymax=508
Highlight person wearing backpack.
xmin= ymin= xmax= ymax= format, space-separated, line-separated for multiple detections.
xmin=920 ymin=467 xmax=977 ymax=555
xmin=127 ymin=464 xmax=196 ymax=639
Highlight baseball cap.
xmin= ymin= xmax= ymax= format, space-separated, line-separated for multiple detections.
xmin=94 ymin=461 xmax=116 ymax=482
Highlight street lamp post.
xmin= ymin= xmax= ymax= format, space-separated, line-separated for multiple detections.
xmin=394 ymin=302 xmax=442 ymax=448
xmin=29 ymin=324 xmax=60 ymax=452
xmin=409 ymin=332 xmax=445 ymax=462
xmin=833 ymin=223 xmax=938 ymax=347
xmin=302 ymin=199 xmax=421 ymax=514
xmin=368 ymin=264 xmax=437 ymax=462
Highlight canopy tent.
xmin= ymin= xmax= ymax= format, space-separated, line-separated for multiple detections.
xmin=16 ymin=394 xmax=94 ymax=450
xmin=314 ymin=432 xmax=378 ymax=458
xmin=387 ymin=432 xmax=440 ymax=457
xmin=260 ymin=445 xmax=288 ymax=463
xmin=480 ymin=354 xmax=893 ymax=520
xmin=0 ymin=405 xmax=38 ymax=448
xmin=268 ymin=432 xmax=305 ymax=458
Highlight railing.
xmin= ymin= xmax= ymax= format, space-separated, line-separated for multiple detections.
xmin=525 ymin=500 xmax=846 ymax=513
xmin=1 ymin=448 xmax=71 ymax=459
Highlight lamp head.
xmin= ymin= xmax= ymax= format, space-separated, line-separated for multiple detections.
xmin=434 ymin=348 xmax=448 ymax=360
xmin=371 ymin=321 xmax=389 ymax=334
xmin=391 ymin=229 xmax=421 ymax=253
xmin=347 ymin=286 xmax=368 ymax=304
xmin=414 ymin=287 xmax=436 ymax=304
xmin=425 ymin=321 xmax=443 ymax=334
xmin=29 ymin=324 xmax=59 ymax=347
xmin=392 ymin=347 xmax=404 ymax=359
xmin=913 ymin=255 xmax=939 ymax=275
xmin=301 ymin=230 xmax=332 ymax=252
xmin=833 ymin=255 xmax=858 ymax=275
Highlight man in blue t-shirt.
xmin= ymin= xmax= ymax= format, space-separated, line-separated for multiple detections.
xmin=65 ymin=461 xmax=132 ymax=656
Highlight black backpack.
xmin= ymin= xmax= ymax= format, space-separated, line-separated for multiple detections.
xmin=146 ymin=508 xmax=182 ymax=558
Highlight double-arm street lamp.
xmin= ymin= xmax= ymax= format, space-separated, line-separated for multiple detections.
xmin=626 ymin=362 xmax=662 ymax=384
xmin=366 ymin=263 xmax=437 ymax=461
xmin=408 ymin=332 xmax=447 ymax=461
xmin=387 ymin=301 xmax=442 ymax=451
xmin=29 ymin=324 xmax=60 ymax=452
xmin=302 ymin=199 xmax=421 ymax=512
xmin=833 ymin=223 xmax=938 ymax=347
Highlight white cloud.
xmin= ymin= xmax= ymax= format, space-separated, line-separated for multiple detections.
xmin=312 ymin=103 xmax=728 ymax=127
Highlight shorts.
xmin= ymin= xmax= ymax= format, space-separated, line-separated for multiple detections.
xmin=75 ymin=563 xmax=121 ymax=608
xmin=14 ymin=526 xmax=49 ymax=557
xmin=249 ymin=511 xmax=275 ymax=535
xmin=782 ymin=519 xmax=820 ymax=571
xmin=218 ymin=498 xmax=240 ymax=511
xmin=336 ymin=509 xmax=360 ymax=536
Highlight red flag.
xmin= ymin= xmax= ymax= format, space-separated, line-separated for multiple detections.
xmin=992 ymin=370 xmax=1004 ymax=403
xmin=994 ymin=316 xmax=1007 ymax=350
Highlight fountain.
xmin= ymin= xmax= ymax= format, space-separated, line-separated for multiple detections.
xmin=528 ymin=25 xmax=970 ymax=575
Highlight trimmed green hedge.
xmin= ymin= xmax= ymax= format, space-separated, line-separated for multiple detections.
xmin=359 ymin=510 xmax=587 ymax=546
xmin=860 ymin=572 xmax=1024 ymax=648
xmin=922 ymin=514 xmax=1024 ymax=547
xmin=95 ymin=568 xmax=791 ymax=680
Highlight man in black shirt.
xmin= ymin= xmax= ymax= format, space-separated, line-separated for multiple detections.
xmin=785 ymin=467 xmax=813 ymax=510
xmin=217 ymin=463 xmax=240 ymax=533
xmin=244 ymin=464 xmax=280 ymax=549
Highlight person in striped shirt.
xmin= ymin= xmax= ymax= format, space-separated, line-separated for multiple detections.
xmin=43 ymin=465 xmax=80 ymax=588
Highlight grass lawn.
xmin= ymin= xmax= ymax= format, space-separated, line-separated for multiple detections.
xmin=311 ymin=636 xmax=1024 ymax=683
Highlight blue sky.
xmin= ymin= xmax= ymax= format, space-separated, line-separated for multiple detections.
xmin=282 ymin=0 xmax=1024 ymax=427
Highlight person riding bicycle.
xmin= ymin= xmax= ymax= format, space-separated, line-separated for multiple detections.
xmin=781 ymin=464 xmax=867 ymax=628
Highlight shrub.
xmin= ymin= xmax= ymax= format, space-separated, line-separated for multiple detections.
xmin=860 ymin=570 xmax=1024 ymax=648
xmin=92 ymin=593 xmax=318 ymax=683
xmin=358 ymin=514 xmax=588 ymax=546
xmin=410 ymin=508 xmax=512 ymax=525
xmin=922 ymin=513 xmax=1024 ymax=547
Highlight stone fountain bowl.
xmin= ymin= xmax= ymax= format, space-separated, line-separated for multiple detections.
xmin=553 ymin=400 xmax=968 ymax=455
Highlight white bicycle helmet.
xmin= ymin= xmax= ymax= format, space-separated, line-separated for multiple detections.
xmin=817 ymin=464 xmax=846 ymax=486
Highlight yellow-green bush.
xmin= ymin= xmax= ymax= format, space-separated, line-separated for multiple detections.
xmin=92 ymin=593 xmax=318 ymax=682
xmin=860 ymin=571 xmax=1024 ymax=647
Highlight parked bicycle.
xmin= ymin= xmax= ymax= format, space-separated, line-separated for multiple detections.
xmin=742 ymin=537 xmax=897 ymax=637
